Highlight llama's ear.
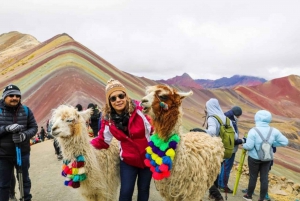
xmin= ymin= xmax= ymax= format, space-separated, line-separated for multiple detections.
xmin=79 ymin=108 xmax=93 ymax=122
xmin=178 ymin=90 xmax=193 ymax=100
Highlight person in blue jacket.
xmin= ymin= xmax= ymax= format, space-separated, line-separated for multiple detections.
xmin=242 ymin=110 xmax=288 ymax=201
xmin=218 ymin=106 xmax=246 ymax=193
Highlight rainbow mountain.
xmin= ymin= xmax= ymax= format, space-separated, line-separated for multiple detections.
xmin=0 ymin=31 xmax=300 ymax=177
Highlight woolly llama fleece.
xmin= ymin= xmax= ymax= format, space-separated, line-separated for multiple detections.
xmin=141 ymin=85 xmax=224 ymax=201
xmin=51 ymin=105 xmax=120 ymax=201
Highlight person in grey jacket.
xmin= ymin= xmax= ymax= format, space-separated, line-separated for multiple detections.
xmin=0 ymin=84 xmax=38 ymax=201
xmin=203 ymin=98 xmax=237 ymax=201
xmin=242 ymin=110 xmax=288 ymax=201
xmin=218 ymin=106 xmax=246 ymax=193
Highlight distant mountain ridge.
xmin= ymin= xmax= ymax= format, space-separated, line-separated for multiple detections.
xmin=158 ymin=73 xmax=267 ymax=89
xmin=157 ymin=73 xmax=202 ymax=89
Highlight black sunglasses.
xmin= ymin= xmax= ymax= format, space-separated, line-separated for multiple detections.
xmin=8 ymin=94 xmax=21 ymax=98
xmin=109 ymin=93 xmax=126 ymax=102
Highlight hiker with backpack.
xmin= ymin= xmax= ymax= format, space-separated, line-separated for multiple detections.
xmin=218 ymin=106 xmax=246 ymax=193
xmin=242 ymin=110 xmax=288 ymax=201
xmin=203 ymin=98 xmax=237 ymax=201
xmin=0 ymin=84 xmax=38 ymax=201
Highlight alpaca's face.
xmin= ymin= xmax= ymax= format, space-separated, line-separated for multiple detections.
xmin=51 ymin=105 xmax=92 ymax=138
xmin=141 ymin=85 xmax=193 ymax=119
xmin=141 ymin=85 xmax=175 ymax=118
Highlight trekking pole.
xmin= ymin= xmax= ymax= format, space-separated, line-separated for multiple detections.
xmin=15 ymin=143 xmax=25 ymax=201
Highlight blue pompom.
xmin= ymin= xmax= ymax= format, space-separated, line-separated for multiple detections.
xmin=155 ymin=166 xmax=162 ymax=173
xmin=77 ymin=155 xmax=85 ymax=162
xmin=150 ymin=160 xmax=157 ymax=167
xmin=162 ymin=156 xmax=172 ymax=165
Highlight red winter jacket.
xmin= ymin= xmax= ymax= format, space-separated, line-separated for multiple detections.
xmin=91 ymin=106 xmax=152 ymax=168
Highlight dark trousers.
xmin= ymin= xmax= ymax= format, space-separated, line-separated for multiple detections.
xmin=0 ymin=153 xmax=32 ymax=201
xmin=119 ymin=160 xmax=152 ymax=201
xmin=247 ymin=156 xmax=271 ymax=200
xmin=218 ymin=153 xmax=236 ymax=188
xmin=10 ymin=174 xmax=16 ymax=196
xmin=209 ymin=161 xmax=223 ymax=198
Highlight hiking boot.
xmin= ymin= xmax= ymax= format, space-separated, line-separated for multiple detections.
xmin=57 ymin=154 xmax=63 ymax=160
xmin=219 ymin=186 xmax=233 ymax=193
xmin=9 ymin=194 xmax=17 ymax=201
xmin=243 ymin=194 xmax=252 ymax=201
xmin=208 ymin=194 xmax=224 ymax=201
xmin=264 ymin=192 xmax=271 ymax=201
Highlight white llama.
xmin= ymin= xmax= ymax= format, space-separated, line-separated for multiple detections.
xmin=141 ymin=85 xmax=224 ymax=201
xmin=51 ymin=105 xmax=120 ymax=201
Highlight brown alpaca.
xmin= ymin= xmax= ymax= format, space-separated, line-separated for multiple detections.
xmin=141 ymin=85 xmax=224 ymax=201
xmin=51 ymin=105 xmax=120 ymax=201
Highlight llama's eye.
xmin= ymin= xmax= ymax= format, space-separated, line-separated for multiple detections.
xmin=66 ymin=119 xmax=73 ymax=123
xmin=159 ymin=95 xmax=168 ymax=101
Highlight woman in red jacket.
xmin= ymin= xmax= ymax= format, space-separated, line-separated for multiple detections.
xmin=91 ymin=79 xmax=153 ymax=201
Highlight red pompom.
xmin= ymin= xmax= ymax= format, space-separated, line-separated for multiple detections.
xmin=67 ymin=168 xmax=73 ymax=175
xmin=159 ymin=164 xmax=169 ymax=172
xmin=144 ymin=159 xmax=151 ymax=167
xmin=162 ymin=171 xmax=170 ymax=178
xmin=150 ymin=166 xmax=155 ymax=173
xmin=153 ymin=172 xmax=165 ymax=180
xmin=77 ymin=161 xmax=84 ymax=168
xmin=63 ymin=166 xmax=70 ymax=173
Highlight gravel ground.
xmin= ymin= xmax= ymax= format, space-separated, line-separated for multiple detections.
xmin=14 ymin=140 xmax=257 ymax=201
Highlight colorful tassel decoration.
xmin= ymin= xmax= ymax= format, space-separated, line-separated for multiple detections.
xmin=61 ymin=155 xmax=87 ymax=188
xmin=144 ymin=133 xmax=180 ymax=180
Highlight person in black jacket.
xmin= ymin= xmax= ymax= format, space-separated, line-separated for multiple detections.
xmin=39 ymin=126 xmax=45 ymax=141
xmin=87 ymin=103 xmax=100 ymax=137
xmin=0 ymin=84 xmax=38 ymax=201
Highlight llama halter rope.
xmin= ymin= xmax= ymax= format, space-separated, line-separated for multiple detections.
xmin=144 ymin=133 xmax=180 ymax=180
xmin=61 ymin=155 xmax=87 ymax=188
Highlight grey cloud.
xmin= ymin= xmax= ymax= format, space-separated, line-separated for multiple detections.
xmin=1 ymin=0 xmax=300 ymax=80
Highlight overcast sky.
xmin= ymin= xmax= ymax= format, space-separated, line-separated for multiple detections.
xmin=1 ymin=0 xmax=300 ymax=80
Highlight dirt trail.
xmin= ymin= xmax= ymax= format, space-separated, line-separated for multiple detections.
xmin=15 ymin=140 xmax=265 ymax=201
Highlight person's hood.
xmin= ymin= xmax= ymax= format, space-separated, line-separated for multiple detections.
xmin=205 ymin=98 xmax=226 ymax=120
xmin=255 ymin=110 xmax=272 ymax=127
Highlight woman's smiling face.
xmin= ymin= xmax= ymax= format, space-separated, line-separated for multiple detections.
xmin=109 ymin=90 xmax=127 ymax=114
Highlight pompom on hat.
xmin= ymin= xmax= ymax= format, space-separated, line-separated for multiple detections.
xmin=105 ymin=79 xmax=127 ymax=103
xmin=2 ymin=84 xmax=21 ymax=99
xmin=232 ymin=106 xmax=242 ymax=117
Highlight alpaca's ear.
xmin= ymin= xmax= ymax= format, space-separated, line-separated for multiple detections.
xmin=79 ymin=108 xmax=93 ymax=122
xmin=178 ymin=90 xmax=193 ymax=100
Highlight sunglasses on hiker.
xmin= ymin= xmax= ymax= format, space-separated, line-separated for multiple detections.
xmin=8 ymin=94 xmax=21 ymax=98
xmin=109 ymin=93 xmax=126 ymax=102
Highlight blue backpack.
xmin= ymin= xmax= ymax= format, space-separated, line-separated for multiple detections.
xmin=0 ymin=105 xmax=28 ymax=117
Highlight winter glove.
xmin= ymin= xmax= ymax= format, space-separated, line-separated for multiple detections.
xmin=12 ymin=132 xmax=26 ymax=143
xmin=242 ymin=137 xmax=247 ymax=143
xmin=6 ymin=124 xmax=24 ymax=133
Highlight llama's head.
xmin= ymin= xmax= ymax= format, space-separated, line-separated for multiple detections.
xmin=141 ymin=85 xmax=193 ymax=140
xmin=51 ymin=105 xmax=92 ymax=138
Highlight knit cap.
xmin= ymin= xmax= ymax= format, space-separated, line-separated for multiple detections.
xmin=105 ymin=79 xmax=127 ymax=103
xmin=232 ymin=106 xmax=242 ymax=117
xmin=2 ymin=84 xmax=21 ymax=99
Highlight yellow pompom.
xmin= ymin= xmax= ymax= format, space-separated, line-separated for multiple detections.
xmin=146 ymin=146 xmax=153 ymax=154
xmin=155 ymin=157 xmax=163 ymax=165
xmin=166 ymin=149 xmax=175 ymax=160
xmin=72 ymin=168 xmax=79 ymax=175
xmin=151 ymin=153 xmax=158 ymax=160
